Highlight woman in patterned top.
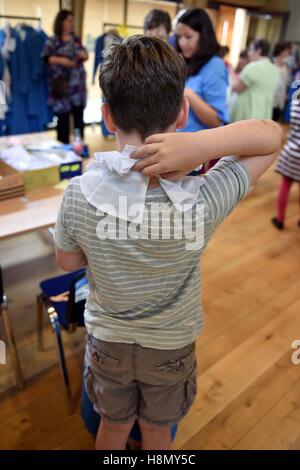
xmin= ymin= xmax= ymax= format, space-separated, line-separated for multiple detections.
xmin=42 ymin=9 xmax=88 ymax=143
xmin=272 ymin=98 xmax=300 ymax=229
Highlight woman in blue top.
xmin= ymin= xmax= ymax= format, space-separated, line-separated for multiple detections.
xmin=176 ymin=9 xmax=229 ymax=133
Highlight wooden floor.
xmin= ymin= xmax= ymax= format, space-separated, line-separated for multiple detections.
xmin=0 ymin=125 xmax=300 ymax=450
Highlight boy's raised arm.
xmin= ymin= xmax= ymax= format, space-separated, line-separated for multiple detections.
xmin=131 ymin=119 xmax=283 ymax=184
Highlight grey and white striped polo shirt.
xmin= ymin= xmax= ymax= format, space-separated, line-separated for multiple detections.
xmin=54 ymin=156 xmax=250 ymax=350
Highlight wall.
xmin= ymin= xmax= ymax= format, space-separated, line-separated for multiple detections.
xmin=216 ymin=5 xmax=236 ymax=47
xmin=248 ymin=15 xmax=283 ymax=50
xmin=0 ymin=0 xmax=59 ymax=34
xmin=205 ymin=0 xmax=288 ymax=11
xmin=285 ymin=0 xmax=300 ymax=42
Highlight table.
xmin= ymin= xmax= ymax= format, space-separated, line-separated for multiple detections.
xmin=0 ymin=186 xmax=63 ymax=240
xmin=0 ymin=132 xmax=67 ymax=238
xmin=0 ymin=132 xmax=72 ymax=389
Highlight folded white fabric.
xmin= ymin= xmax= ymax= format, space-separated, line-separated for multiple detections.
xmin=80 ymin=145 xmax=205 ymax=224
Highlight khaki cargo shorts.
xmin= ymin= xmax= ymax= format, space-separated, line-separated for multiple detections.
xmin=84 ymin=334 xmax=197 ymax=427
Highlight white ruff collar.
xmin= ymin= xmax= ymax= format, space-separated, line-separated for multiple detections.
xmin=80 ymin=145 xmax=205 ymax=224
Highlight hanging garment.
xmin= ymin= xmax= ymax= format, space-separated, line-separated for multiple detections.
xmin=92 ymin=33 xmax=106 ymax=84
xmin=92 ymin=32 xmax=120 ymax=84
xmin=0 ymin=24 xmax=50 ymax=135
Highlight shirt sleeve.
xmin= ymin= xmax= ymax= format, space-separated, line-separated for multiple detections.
xmin=54 ymin=184 xmax=81 ymax=252
xmin=74 ymin=35 xmax=87 ymax=54
xmin=202 ymin=58 xmax=229 ymax=124
xmin=41 ymin=37 xmax=56 ymax=62
xmin=201 ymin=156 xmax=251 ymax=231
xmin=239 ymin=63 xmax=256 ymax=87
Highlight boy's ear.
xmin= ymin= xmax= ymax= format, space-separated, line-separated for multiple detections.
xmin=176 ymin=97 xmax=190 ymax=130
xmin=101 ymin=103 xmax=117 ymax=133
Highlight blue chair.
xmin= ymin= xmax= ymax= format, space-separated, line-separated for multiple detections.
xmin=36 ymin=269 xmax=86 ymax=412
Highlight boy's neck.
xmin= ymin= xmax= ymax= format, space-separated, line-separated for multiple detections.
xmin=118 ymin=133 xmax=143 ymax=151
xmin=117 ymin=132 xmax=160 ymax=188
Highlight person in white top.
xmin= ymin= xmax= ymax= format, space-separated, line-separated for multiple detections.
xmin=272 ymin=42 xmax=292 ymax=122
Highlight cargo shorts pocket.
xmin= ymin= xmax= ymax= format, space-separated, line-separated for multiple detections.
xmin=84 ymin=365 xmax=97 ymax=404
xmin=154 ymin=345 xmax=195 ymax=375
xmin=86 ymin=335 xmax=120 ymax=369
xmin=183 ymin=365 xmax=197 ymax=414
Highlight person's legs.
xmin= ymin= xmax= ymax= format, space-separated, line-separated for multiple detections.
xmin=272 ymin=175 xmax=293 ymax=229
xmin=84 ymin=337 xmax=138 ymax=449
xmin=56 ymin=112 xmax=70 ymax=144
xmin=278 ymin=175 xmax=293 ymax=221
xmin=137 ymin=342 xmax=197 ymax=450
xmin=72 ymin=105 xmax=85 ymax=140
xmin=138 ymin=420 xmax=172 ymax=450
xmin=95 ymin=417 xmax=135 ymax=450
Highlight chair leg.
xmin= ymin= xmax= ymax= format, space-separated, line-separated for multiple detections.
xmin=1 ymin=298 xmax=25 ymax=390
xmin=49 ymin=308 xmax=73 ymax=414
xmin=36 ymin=293 xmax=45 ymax=351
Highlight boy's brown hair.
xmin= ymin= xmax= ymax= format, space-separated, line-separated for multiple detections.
xmin=99 ymin=35 xmax=186 ymax=140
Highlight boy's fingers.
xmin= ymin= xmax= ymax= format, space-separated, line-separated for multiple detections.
xmin=131 ymin=155 xmax=158 ymax=172
xmin=145 ymin=134 xmax=165 ymax=144
xmin=141 ymin=163 xmax=162 ymax=177
xmin=130 ymin=143 xmax=159 ymax=159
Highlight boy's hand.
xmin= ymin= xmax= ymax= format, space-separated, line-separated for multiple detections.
xmin=131 ymin=132 xmax=201 ymax=179
xmin=131 ymin=119 xmax=282 ymax=182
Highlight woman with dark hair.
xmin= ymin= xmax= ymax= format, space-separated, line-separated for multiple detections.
xmin=42 ymin=9 xmax=88 ymax=143
xmin=176 ymin=8 xmax=229 ymax=133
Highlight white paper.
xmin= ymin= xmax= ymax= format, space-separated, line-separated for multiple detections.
xmin=80 ymin=145 xmax=205 ymax=224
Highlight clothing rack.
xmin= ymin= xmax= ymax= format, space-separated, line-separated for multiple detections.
xmin=103 ymin=22 xmax=142 ymax=32
xmin=0 ymin=14 xmax=41 ymax=21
